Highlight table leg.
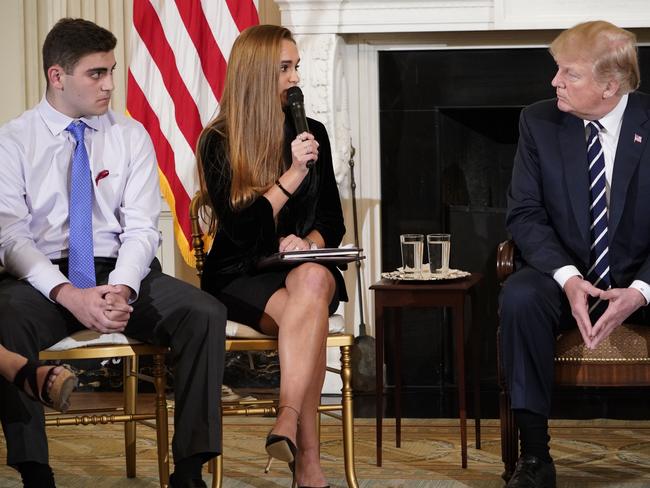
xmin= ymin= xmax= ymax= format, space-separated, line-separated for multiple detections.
xmin=375 ymin=300 xmax=385 ymax=467
xmin=394 ymin=308 xmax=402 ymax=449
xmin=452 ymin=302 xmax=468 ymax=468
xmin=471 ymin=288 xmax=481 ymax=449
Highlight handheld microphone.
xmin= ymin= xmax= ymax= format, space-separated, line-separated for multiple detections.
xmin=286 ymin=86 xmax=315 ymax=169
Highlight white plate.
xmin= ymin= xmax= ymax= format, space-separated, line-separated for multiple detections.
xmin=381 ymin=267 xmax=471 ymax=281
xmin=381 ymin=268 xmax=471 ymax=281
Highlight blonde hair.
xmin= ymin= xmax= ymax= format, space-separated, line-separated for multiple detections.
xmin=197 ymin=25 xmax=295 ymax=230
xmin=550 ymin=20 xmax=640 ymax=94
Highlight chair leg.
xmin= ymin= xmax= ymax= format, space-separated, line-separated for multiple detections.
xmin=339 ymin=345 xmax=359 ymax=488
xmin=124 ymin=356 xmax=137 ymax=478
xmin=316 ymin=407 xmax=322 ymax=440
xmin=210 ymin=412 xmax=224 ymax=488
xmin=211 ymin=455 xmax=223 ymax=488
xmin=153 ymin=353 xmax=170 ymax=488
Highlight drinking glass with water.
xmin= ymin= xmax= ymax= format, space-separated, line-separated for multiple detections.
xmin=400 ymin=234 xmax=424 ymax=275
xmin=427 ymin=234 xmax=450 ymax=274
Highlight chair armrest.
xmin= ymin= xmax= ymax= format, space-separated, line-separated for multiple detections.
xmin=496 ymin=239 xmax=515 ymax=284
xmin=190 ymin=192 xmax=206 ymax=277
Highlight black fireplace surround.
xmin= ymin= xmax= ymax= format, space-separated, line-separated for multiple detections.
xmin=378 ymin=46 xmax=650 ymax=406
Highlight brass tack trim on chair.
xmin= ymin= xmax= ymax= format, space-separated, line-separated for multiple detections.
xmin=555 ymin=357 xmax=650 ymax=363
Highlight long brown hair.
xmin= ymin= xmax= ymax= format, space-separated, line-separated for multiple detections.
xmin=197 ymin=25 xmax=295 ymax=232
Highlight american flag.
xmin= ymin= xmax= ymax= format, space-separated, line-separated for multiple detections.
xmin=127 ymin=0 xmax=259 ymax=265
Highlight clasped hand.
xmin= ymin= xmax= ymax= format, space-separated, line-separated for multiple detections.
xmin=564 ymin=276 xmax=645 ymax=349
xmin=53 ymin=283 xmax=133 ymax=333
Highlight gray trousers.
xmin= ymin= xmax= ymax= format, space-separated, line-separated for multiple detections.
xmin=0 ymin=258 xmax=226 ymax=467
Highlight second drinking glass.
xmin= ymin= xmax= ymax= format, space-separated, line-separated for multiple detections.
xmin=427 ymin=233 xmax=450 ymax=274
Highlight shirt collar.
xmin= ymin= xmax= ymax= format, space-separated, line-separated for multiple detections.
xmin=583 ymin=93 xmax=628 ymax=134
xmin=37 ymin=96 xmax=102 ymax=136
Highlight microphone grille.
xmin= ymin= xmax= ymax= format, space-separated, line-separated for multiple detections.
xmin=286 ymin=86 xmax=304 ymax=105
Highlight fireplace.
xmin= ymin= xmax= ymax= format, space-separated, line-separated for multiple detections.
xmin=379 ymin=46 xmax=650 ymax=387
xmin=379 ymin=46 xmax=558 ymax=273
xmin=379 ymin=47 xmax=557 ymax=387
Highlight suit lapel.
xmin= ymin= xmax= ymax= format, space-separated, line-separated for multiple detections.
xmin=560 ymin=114 xmax=591 ymax=251
xmin=609 ymin=94 xmax=650 ymax=239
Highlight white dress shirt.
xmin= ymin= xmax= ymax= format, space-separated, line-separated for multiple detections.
xmin=0 ymin=97 xmax=161 ymax=300
xmin=552 ymin=94 xmax=650 ymax=303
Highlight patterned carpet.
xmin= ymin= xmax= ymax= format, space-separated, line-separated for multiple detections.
xmin=1 ymin=417 xmax=650 ymax=487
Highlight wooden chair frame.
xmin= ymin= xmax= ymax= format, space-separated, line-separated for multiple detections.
xmin=190 ymin=193 xmax=359 ymax=488
xmin=40 ymin=342 xmax=170 ymax=487
xmin=497 ymin=239 xmax=650 ymax=479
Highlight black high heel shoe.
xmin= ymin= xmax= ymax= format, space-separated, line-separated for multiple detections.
xmin=264 ymin=405 xmax=300 ymax=485
xmin=265 ymin=432 xmax=297 ymax=465
xmin=264 ymin=404 xmax=299 ymax=467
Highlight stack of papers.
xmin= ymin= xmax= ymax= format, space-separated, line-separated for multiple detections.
xmin=257 ymin=247 xmax=364 ymax=269
xmin=281 ymin=247 xmax=362 ymax=260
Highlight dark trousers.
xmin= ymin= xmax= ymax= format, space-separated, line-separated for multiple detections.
xmin=499 ymin=265 xmax=650 ymax=418
xmin=0 ymin=259 xmax=226 ymax=467
xmin=498 ymin=266 xmax=574 ymax=417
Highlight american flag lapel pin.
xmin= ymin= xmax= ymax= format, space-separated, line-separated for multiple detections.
xmin=634 ymin=133 xmax=643 ymax=144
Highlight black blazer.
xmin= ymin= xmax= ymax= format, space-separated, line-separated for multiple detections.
xmin=199 ymin=114 xmax=347 ymax=296
xmin=506 ymin=92 xmax=650 ymax=288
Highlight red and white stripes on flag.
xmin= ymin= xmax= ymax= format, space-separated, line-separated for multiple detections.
xmin=127 ymin=0 xmax=259 ymax=265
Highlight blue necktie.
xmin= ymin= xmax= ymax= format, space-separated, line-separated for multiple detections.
xmin=586 ymin=121 xmax=610 ymax=318
xmin=66 ymin=121 xmax=96 ymax=288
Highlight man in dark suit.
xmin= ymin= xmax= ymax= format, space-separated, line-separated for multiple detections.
xmin=500 ymin=20 xmax=649 ymax=487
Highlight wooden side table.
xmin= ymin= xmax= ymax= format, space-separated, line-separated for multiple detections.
xmin=370 ymin=272 xmax=483 ymax=468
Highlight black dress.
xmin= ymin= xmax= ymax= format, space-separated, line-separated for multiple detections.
xmin=199 ymin=114 xmax=348 ymax=329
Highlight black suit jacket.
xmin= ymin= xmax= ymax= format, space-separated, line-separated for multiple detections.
xmin=506 ymin=92 xmax=650 ymax=288
xmin=199 ymin=114 xmax=347 ymax=299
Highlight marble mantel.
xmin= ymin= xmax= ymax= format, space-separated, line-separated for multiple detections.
xmin=276 ymin=0 xmax=650 ymax=34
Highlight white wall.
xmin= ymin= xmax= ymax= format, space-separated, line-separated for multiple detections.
xmin=1 ymin=1 xmax=27 ymax=123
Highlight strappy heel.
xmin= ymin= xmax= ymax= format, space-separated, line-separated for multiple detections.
xmin=264 ymin=404 xmax=300 ymax=479
xmin=13 ymin=361 xmax=78 ymax=412
xmin=265 ymin=432 xmax=297 ymax=465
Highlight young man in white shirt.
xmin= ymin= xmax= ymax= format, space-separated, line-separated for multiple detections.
xmin=0 ymin=18 xmax=225 ymax=488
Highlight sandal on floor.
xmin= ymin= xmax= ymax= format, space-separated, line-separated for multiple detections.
xmin=13 ymin=361 xmax=78 ymax=412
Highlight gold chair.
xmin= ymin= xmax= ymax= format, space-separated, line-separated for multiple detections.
xmin=189 ymin=192 xmax=359 ymax=488
xmin=40 ymin=331 xmax=170 ymax=487
xmin=496 ymin=239 xmax=650 ymax=479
